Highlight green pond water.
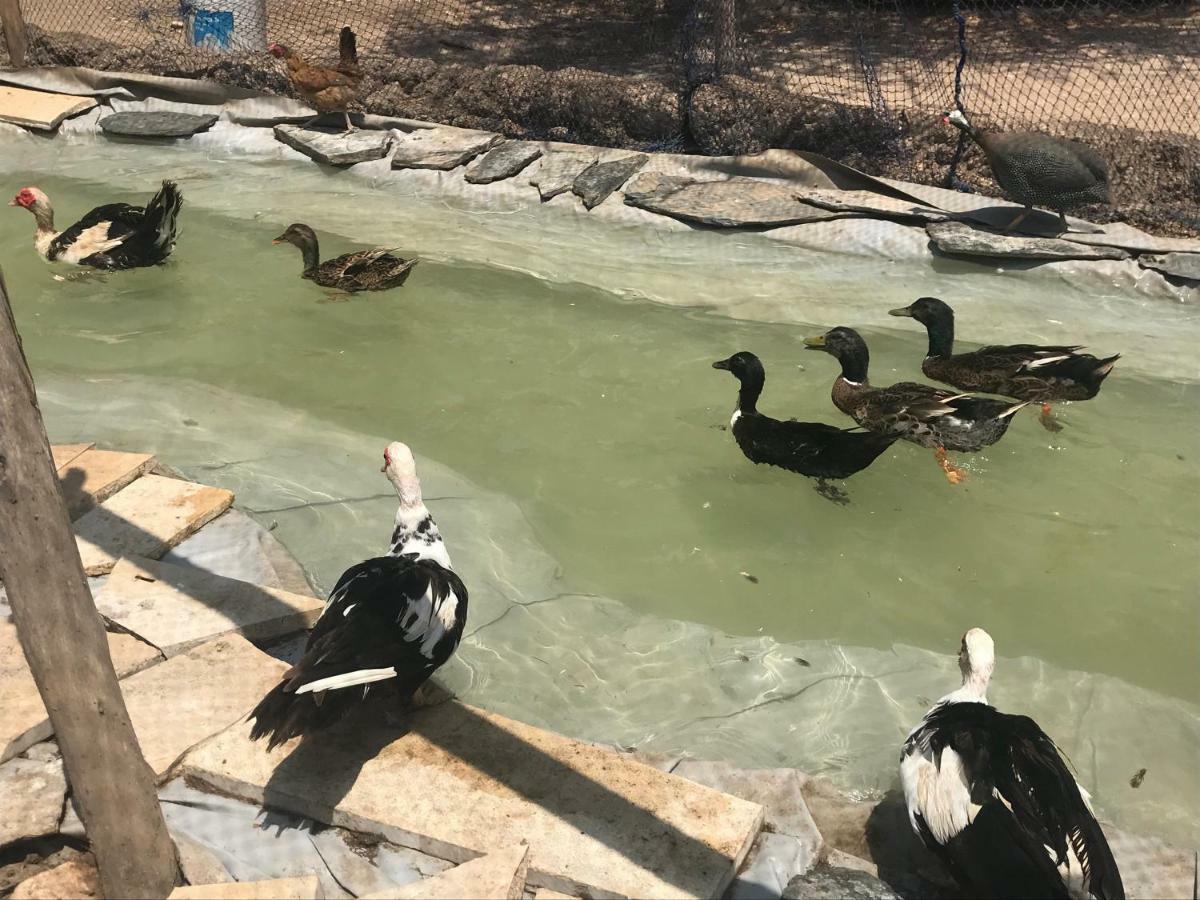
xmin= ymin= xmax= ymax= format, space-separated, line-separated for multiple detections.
xmin=1 ymin=138 xmax=1197 ymax=843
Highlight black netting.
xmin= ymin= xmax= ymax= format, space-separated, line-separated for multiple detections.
xmin=3 ymin=0 xmax=1197 ymax=234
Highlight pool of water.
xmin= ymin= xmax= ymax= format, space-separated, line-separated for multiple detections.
xmin=2 ymin=136 xmax=1198 ymax=844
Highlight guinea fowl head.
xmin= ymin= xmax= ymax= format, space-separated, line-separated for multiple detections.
xmin=889 ymin=296 xmax=954 ymax=328
xmin=381 ymin=441 xmax=423 ymax=508
xmin=958 ymin=627 xmax=995 ymax=692
xmin=942 ymin=109 xmax=971 ymax=131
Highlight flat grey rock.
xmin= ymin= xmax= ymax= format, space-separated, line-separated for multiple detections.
xmin=0 ymin=753 xmax=67 ymax=846
xmin=1138 ymin=251 xmax=1200 ymax=282
xmin=793 ymin=187 xmax=948 ymax=223
xmin=464 ymin=142 xmax=543 ymax=184
xmin=927 ymin=221 xmax=1130 ymax=261
xmin=728 ymin=832 xmax=812 ymax=900
xmin=624 ymin=173 xmax=844 ymax=227
xmin=783 ymin=867 xmax=901 ymax=900
xmin=572 ymin=153 xmax=649 ymax=210
xmin=391 ymin=126 xmax=503 ymax=171
xmin=274 ymin=124 xmax=393 ymax=167
xmin=529 ymin=150 xmax=598 ymax=201
xmin=673 ymin=760 xmax=822 ymax=849
xmin=1060 ymin=222 xmax=1200 ymax=254
xmin=100 ymin=111 xmax=218 ymax=138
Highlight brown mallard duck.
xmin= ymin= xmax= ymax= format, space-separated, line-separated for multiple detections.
xmin=273 ymin=224 xmax=416 ymax=292
xmin=889 ymin=297 xmax=1119 ymax=431
xmin=803 ymin=327 xmax=1028 ymax=484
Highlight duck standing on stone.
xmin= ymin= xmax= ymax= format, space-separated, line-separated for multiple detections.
xmin=943 ymin=109 xmax=1110 ymax=234
xmin=273 ymin=224 xmax=417 ymax=293
xmin=889 ymin=297 xmax=1119 ymax=431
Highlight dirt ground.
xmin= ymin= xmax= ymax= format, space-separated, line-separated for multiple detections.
xmin=7 ymin=0 xmax=1199 ymax=235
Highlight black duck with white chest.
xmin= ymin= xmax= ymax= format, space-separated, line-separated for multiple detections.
xmin=713 ymin=352 xmax=897 ymax=503
xmin=889 ymin=297 xmax=1119 ymax=431
xmin=273 ymin=223 xmax=417 ymax=293
xmin=803 ymin=327 xmax=1029 ymax=484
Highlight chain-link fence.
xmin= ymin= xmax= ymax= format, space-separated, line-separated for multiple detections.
xmin=3 ymin=0 xmax=1198 ymax=234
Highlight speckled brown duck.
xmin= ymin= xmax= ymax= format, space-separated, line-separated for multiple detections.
xmin=273 ymin=224 xmax=416 ymax=293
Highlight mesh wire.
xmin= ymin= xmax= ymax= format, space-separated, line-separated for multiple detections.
xmin=3 ymin=0 xmax=1198 ymax=233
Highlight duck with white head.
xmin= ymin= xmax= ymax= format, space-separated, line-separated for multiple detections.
xmin=249 ymin=441 xmax=466 ymax=748
xmin=901 ymin=627 xmax=1124 ymax=900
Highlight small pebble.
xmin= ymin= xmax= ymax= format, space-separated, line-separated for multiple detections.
xmin=1130 ymin=767 xmax=1147 ymax=788
xmin=794 ymin=656 xmax=811 ymax=667
xmin=739 ymin=571 xmax=758 ymax=584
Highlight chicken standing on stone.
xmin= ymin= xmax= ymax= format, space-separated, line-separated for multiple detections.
xmin=269 ymin=26 xmax=363 ymax=132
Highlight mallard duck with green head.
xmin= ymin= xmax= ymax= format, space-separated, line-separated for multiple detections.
xmin=803 ymin=327 xmax=1029 ymax=484
xmin=888 ymin=297 xmax=1119 ymax=431
xmin=273 ymin=223 xmax=417 ymax=293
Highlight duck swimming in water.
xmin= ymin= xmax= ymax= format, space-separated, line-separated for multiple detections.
xmin=888 ymin=297 xmax=1119 ymax=432
xmin=273 ymin=223 xmax=417 ymax=293
xmin=713 ymin=351 xmax=897 ymax=503
xmin=803 ymin=327 xmax=1029 ymax=484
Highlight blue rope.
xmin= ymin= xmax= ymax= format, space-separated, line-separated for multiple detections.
xmin=946 ymin=0 xmax=971 ymax=191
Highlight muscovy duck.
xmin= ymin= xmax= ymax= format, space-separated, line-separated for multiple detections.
xmin=712 ymin=351 xmax=897 ymax=504
xmin=889 ymin=297 xmax=1119 ymax=431
xmin=249 ymin=442 xmax=466 ymax=749
xmin=804 ymin=327 xmax=1029 ymax=484
xmin=9 ymin=181 xmax=182 ymax=269
xmin=902 ymin=628 xmax=1124 ymax=900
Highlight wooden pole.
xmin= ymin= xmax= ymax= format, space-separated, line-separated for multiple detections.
xmin=0 ymin=270 xmax=178 ymax=898
xmin=713 ymin=0 xmax=737 ymax=79
xmin=0 ymin=0 xmax=28 ymax=68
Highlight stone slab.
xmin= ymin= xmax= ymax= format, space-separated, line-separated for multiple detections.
xmin=728 ymin=832 xmax=811 ymax=900
xmin=1062 ymin=222 xmax=1200 ymax=255
xmin=50 ymin=443 xmax=94 ymax=470
xmin=100 ymin=111 xmax=219 ymax=138
xmin=274 ymin=124 xmax=393 ymax=167
xmin=392 ymin=126 xmax=503 ymax=171
xmin=0 ymin=754 xmax=67 ymax=847
xmin=365 ymin=845 xmax=529 ymax=899
xmin=1107 ymin=827 xmax=1198 ymax=900
xmin=0 ymin=86 xmax=97 ymax=131
xmin=96 ymin=556 xmax=324 ymax=657
xmin=169 ymin=875 xmax=323 ymax=899
xmin=122 ymin=634 xmax=287 ymax=778
xmin=73 ymin=474 xmax=235 ymax=576
xmin=783 ymin=867 xmax=901 ymax=900
xmin=572 ymin=154 xmax=649 ymax=210
xmin=182 ymin=700 xmax=764 ymax=899
xmin=57 ymin=448 xmax=156 ymax=518
xmin=1138 ymin=251 xmax=1200 ymax=282
xmin=624 ymin=174 xmax=845 ymax=228
xmin=10 ymin=857 xmax=100 ymax=899
xmin=0 ymin=621 xmax=162 ymax=763
xmin=532 ymin=891 xmax=576 ymax=900
xmin=465 ymin=142 xmax=543 ymax=185
xmin=792 ymin=187 xmax=948 ymax=223
xmin=529 ymin=150 xmax=598 ymax=201
xmin=173 ymin=833 xmax=234 ymax=887
xmin=926 ymin=221 xmax=1130 ymax=261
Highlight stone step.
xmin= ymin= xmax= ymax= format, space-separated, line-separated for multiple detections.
xmin=56 ymin=448 xmax=156 ymax=518
xmin=363 ymin=845 xmax=529 ymax=899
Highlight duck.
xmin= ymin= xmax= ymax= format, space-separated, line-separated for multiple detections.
xmin=712 ymin=351 xmax=897 ymax=503
xmin=249 ymin=442 xmax=466 ymax=749
xmin=888 ymin=297 xmax=1119 ymax=431
xmin=803 ymin=327 xmax=1029 ymax=484
xmin=943 ymin=109 xmax=1109 ymax=233
xmin=273 ymin=224 xmax=417 ymax=292
xmin=9 ymin=181 xmax=182 ymax=269
xmin=901 ymin=628 xmax=1125 ymax=900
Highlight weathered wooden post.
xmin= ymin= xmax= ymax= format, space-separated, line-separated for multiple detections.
xmin=0 ymin=0 xmax=29 ymax=68
xmin=0 ymin=271 xmax=178 ymax=898
xmin=713 ymin=0 xmax=737 ymax=79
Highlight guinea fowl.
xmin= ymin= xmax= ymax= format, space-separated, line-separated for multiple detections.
xmin=944 ymin=109 xmax=1110 ymax=233
xmin=249 ymin=442 xmax=466 ymax=749
xmin=9 ymin=181 xmax=182 ymax=269
xmin=269 ymin=26 xmax=362 ymax=132
xmin=273 ymin=224 xmax=417 ymax=293
xmin=902 ymin=628 xmax=1125 ymax=900
xmin=889 ymin=297 xmax=1119 ymax=431
xmin=712 ymin=351 xmax=897 ymax=503
xmin=803 ymin=327 xmax=1028 ymax=484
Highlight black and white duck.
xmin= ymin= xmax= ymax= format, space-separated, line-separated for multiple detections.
xmin=9 ymin=181 xmax=182 ymax=269
xmin=273 ymin=223 xmax=416 ymax=293
xmin=803 ymin=327 xmax=1029 ymax=484
xmin=249 ymin=442 xmax=466 ymax=749
xmin=888 ymin=297 xmax=1119 ymax=431
xmin=712 ymin=351 xmax=897 ymax=503
xmin=902 ymin=628 xmax=1125 ymax=900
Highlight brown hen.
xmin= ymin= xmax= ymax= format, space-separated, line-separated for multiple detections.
xmin=269 ymin=26 xmax=362 ymax=132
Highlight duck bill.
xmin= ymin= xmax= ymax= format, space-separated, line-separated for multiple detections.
xmin=888 ymin=306 xmax=914 ymax=317
xmin=271 ymin=237 xmax=285 ymax=244
xmin=802 ymin=335 xmax=827 ymax=350
xmin=712 ymin=358 xmax=732 ymax=370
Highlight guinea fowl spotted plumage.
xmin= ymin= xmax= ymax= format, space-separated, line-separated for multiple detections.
xmin=9 ymin=181 xmax=182 ymax=269
xmin=902 ymin=628 xmax=1125 ymax=900
xmin=273 ymin=224 xmax=417 ymax=293
xmin=712 ymin=351 xmax=897 ymax=503
xmin=803 ymin=327 xmax=1028 ymax=484
xmin=944 ymin=109 xmax=1110 ymax=233
xmin=249 ymin=442 xmax=465 ymax=749
xmin=889 ymin=297 xmax=1119 ymax=431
